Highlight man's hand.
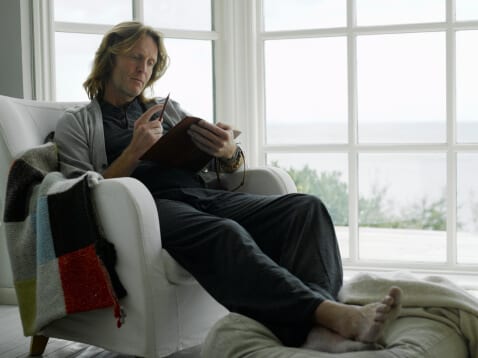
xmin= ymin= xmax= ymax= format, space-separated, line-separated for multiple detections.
xmin=102 ymin=103 xmax=164 ymax=179
xmin=188 ymin=120 xmax=237 ymax=159
xmin=127 ymin=103 xmax=164 ymax=159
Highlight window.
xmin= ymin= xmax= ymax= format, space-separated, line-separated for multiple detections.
xmin=47 ymin=0 xmax=215 ymax=120
xmin=35 ymin=1 xmax=477 ymax=282
xmin=264 ymin=37 xmax=348 ymax=145
xmin=261 ymin=0 xmax=478 ymax=279
xmin=357 ymin=32 xmax=446 ymax=143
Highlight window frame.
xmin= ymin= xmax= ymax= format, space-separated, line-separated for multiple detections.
xmin=32 ymin=0 xmax=231 ymax=122
xmin=255 ymin=0 xmax=478 ymax=286
xmin=31 ymin=0 xmax=478 ymax=288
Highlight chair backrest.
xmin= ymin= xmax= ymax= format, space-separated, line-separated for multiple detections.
xmin=0 ymin=95 xmax=81 ymax=289
xmin=0 ymin=95 xmax=82 ymax=212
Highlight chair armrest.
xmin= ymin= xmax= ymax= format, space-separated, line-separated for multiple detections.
xmin=222 ymin=167 xmax=297 ymax=195
xmin=91 ymin=177 xmax=162 ymax=333
xmin=43 ymin=177 xmax=163 ymax=351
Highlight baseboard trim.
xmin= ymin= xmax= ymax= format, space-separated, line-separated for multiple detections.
xmin=0 ymin=287 xmax=17 ymax=305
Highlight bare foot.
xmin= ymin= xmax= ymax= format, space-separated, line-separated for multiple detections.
xmin=302 ymin=326 xmax=382 ymax=353
xmin=314 ymin=286 xmax=402 ymax=344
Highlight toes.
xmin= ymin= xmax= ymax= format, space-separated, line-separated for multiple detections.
xmin=388 ymin=286 xmax=403 ymax=306
xmin=375 ymin=287 xmax=403 ymax=325
xmin=381 ymin=287 xmax=403 ymax=310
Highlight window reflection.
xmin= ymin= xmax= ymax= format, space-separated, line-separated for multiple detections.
xmin=54 ymin=0 xmax=132 ymax=24
xmin=356 ymin=0 xmax=444 ymax=26
xmin=263 ymin=0 xmax=345 ymax=31
xmin=143 ymin=0 xmax=211 ymax=31
xmin=151 ymin=39 xmax=213 ymax=121
xmin=55 ymin=33 xmax=103 ymax=101
xmin=359 ymin=153 xmax=447 ymax=262
xmin=456 ymin=0 xmax=478 ymax=21
xmin=457 ymin=153 xmax=478 ymax=264
xmin=357 ymin=32 xmax=446 ymax=143
xmin=264 ymin=38 xmax=348 ymax=144
xmin=456 ymin=30 xmax=478 ymax=143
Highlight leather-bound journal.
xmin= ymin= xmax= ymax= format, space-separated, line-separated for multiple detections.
xmin=140 ymin=94 xmax=240 ymax=172
xmin=140 ymin=116 xmax=213 ymax=171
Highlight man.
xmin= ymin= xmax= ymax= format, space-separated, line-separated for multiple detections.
xmin=55 ymin=21 xmax=401 ymax=352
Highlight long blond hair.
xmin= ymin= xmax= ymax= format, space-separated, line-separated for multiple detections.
xmin=83 ymin=21 xmax=169 ymax=102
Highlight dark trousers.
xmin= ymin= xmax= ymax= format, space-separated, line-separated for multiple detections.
xmin=154 ymin=188 xmax=343 ymax=347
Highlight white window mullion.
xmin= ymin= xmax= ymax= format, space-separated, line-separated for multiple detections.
xmin=446 ymin=0 xmax=458 ymax=267
xmin=132 ymin=0 xmax=144 ymax=22
xmin=213 ymin=0 xmax=235 ymax=126
xmin=213 ymin=0 xmax=260 ymax=164
xmin=55 ymin=21 xmax=219 ymax=40
xmin=254 ymin=0 xmax=266 ymax=167
xmin=447 ymin=150 xmax=458 ymax=267
xmin=55 ymin=22 xmax=114 ymax=34
xmin=32 ymin=0 xmax=55 ymax=100
xmin=20 ymin=0 xmax=34 ymax=100
xmin=347 ymin=0 xmax=359 ymax=263
xmin=244 ymin=0 xmax=261 ymax=167
xmin=225 ymin=0 xmax=261 ymax=167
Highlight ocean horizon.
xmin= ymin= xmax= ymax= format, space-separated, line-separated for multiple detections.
xmin=265 ymin=121 xmax=478 ymax=233
xmin=266 ymin=121 xmax=478 ymax=144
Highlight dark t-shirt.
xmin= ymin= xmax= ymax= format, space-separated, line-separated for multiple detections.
xmin=100 ymin=98 xmax=204 ymax=192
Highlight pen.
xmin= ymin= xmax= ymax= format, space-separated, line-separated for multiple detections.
xmin=157 ymin=93 xmax=170 ymax=121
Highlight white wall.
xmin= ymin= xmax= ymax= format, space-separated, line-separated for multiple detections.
xmin=0 ymin=0 xmax=31 ymax=303
xmin=0 ymin=0 xmax=31 ymax=99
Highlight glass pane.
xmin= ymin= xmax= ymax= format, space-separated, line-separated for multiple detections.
xmin=357 ymin=32 xmax=446 ymax=143
xmin=144 ymin=0 xmax=211 ymax=31
xmin=151 ymin=39 xmax=213 ymax=121
xmin=456 ymin=30 xmax=478 ymax=143
xmin=456 ymin=0 xmax=478 ymax=21
xmin=359 ymin=153 xmax=447 ymax=262
xmin=265 ymin=38 xmax=348 ymax=145
xmin=356 ymin=0 xmax=445 ymax=26
xmin=55 ymin=32 xmax=103 ymax=101
xmin=267 ymin=153 xmax=349 ymax=258
xmin=54 ymin=0 xmax=132 ymax=24
xmin=263 ymin=0 xmax=345 ymax=31
xmin=457 ymin=153 xmax=478 ymax=264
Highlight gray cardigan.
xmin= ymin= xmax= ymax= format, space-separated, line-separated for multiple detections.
xmin=55 ymin=97 xmax=189 ymax=178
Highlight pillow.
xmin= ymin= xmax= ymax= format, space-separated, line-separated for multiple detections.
xmin=202 ymin=313 xmax=468 ymax=358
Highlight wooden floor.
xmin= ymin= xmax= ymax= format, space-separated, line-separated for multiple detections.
xmin=0 ymin=305 xmax=201 ymax=358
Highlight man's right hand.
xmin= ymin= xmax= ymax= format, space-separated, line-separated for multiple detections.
xmin=102 ymin=103 xmax=164 ymax=179
xmin=128 ymin=103 xmax=164 ymax=159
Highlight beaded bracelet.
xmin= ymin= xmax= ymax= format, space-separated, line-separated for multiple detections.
xmin=218 ymin=146 xmax=244 ymax=173
xmin=214 ymin=146 xmax=246 ymax=191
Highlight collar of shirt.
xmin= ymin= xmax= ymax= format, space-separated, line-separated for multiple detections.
xmin=100 ymin=97 xmax=144 ymax=129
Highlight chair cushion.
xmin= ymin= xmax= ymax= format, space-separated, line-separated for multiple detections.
xmin=202 ymin=313 xmax=469 ymax=358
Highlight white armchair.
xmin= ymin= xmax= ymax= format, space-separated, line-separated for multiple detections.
xmin=0 ymin=94 xmax=297 ymax=357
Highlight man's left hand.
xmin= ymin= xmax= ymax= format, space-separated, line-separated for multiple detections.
xmin=188 ymin=119 xmax=237 ymax=159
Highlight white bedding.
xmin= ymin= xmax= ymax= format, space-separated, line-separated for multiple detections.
xmin=340 ymin=271 xmax=478 ymax=356
xmin=203 ymin=272 xmax=476 ymax=357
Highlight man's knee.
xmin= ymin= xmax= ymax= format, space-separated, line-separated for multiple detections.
xmin=213 ymin=219 xmax=254 ymax=249
xmin=285 ymin=193 xmax=326 ymax=215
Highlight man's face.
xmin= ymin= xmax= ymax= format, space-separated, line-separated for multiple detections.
xmin=105 ymin=34 xmax=158 ymax=106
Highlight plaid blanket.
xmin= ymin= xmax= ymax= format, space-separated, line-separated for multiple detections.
xmin=3 ymin=142 xmax=126 ymax=336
